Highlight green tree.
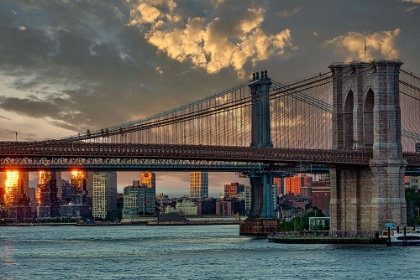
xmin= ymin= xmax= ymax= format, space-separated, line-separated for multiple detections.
xmin=406 ymin=187 xmax=420 ymax=226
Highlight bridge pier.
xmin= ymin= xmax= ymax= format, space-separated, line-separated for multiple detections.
xmin=329 ymin=61 xmax=407 ymax=234
xmin=240 ymin=173 xmax=280 ymax=235
xmin=239 ymin=70 xmax=281 ymax=235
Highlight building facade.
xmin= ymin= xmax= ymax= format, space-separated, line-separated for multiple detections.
xmin=140 ymin=172 xmax=155 ymax=189
xmin=409 ymin=176 xmax=420 ymax=191
xmin=224 ymin=182 xmax=245 ymax=198
xmin=236 ymin=185 xmax=251 ymax=215
xmin=122 ymin=185 xmax=140 ymax=219
xmin=190 ymin=172 xmax=208 ymax=199
xmin=274 ymin=175 xmax=313 ymax=195
xmin=165 ymin=200 xmax=198 ymax=216
xmin=37 ymin=171 xmax=61 ymax=218
xmin=122 ymin=177 xmax=156 ymax=219
xmin=92 ymin=171 xmax=117 ymax=220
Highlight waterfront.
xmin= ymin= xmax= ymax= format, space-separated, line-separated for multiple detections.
xmin=1 ymin=225 xmax=420 ymax=280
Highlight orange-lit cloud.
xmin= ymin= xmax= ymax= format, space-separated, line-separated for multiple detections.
xmin=324 ymin=29 xmax=400 ymax=61
xmin=127 ymin=1 xmax=294 ymax=78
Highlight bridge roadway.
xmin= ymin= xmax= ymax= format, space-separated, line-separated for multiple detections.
xmin=0 ymin=141 xmax=419 ymax=172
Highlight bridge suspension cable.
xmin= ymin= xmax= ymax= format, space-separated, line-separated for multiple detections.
xmin=17 ymin=65 xmax=420 ymax=152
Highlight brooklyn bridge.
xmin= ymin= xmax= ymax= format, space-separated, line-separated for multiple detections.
xmin=1 ymin=60 xmax=419 ymax=235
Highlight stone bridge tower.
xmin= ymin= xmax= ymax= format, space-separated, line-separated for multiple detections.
xmin=329 ymin=60 xmax=407 ymax=234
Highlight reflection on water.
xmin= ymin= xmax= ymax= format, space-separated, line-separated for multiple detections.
xmin=1 ymin=243 xmax=18 ymax=266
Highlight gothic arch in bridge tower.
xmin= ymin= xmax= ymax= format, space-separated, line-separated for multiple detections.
xmin=329 ymin=60 xmax=406 ymax=234
xmin=363 ymin=89 xmax=374 ymax=149
xmin=344 ymin=90 xmax=353 ymax=149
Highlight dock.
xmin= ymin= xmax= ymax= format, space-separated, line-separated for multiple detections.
xmin=268 ymin=233 xmax=387 ymax=245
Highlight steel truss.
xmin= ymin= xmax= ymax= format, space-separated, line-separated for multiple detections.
xmin=0 ymin=157 xmax=264 ymax=171
xmin=1 ymin=141 xmax=373 ymax=164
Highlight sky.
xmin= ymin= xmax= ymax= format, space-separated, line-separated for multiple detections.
xmin=1 ymin=0 xmax=420 ymax=196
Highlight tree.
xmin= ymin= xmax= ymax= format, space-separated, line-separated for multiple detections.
xmin=406 ymin=187 xmax=420 ymax=226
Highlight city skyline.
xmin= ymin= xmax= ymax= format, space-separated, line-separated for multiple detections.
xmin=25 ymin=171 xmax=249 ymax=198
xmin=1 ymin=0 xmax=419 ymax=192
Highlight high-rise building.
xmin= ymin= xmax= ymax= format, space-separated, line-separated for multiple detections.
xmin=71 ymin=171 xmax=85 ymax=188
xmin=237 ymin=185 xmax=251 ymax=215
xmin=70 ymin=170 xmax=90 ymax=206
xmin=122 ymin=185 xmax=139 ymax=219
xmin=140 ymin=172 xmax=155 ymax=188
xmin=1 ymin=171 xmax=31 ymax=221
xmin=3 ymin=171 xmax=29 ymax=207
xmin=0 ymin=172 xmax=5 ymax=207
xmin=61 ymin=180 xmax=73 ymax=204
xmin=92 ymin=171 xmax=117 ymax=220
xmin=275 ymin=175 xmax=313 ymax=195
xmin=59 ymin=178 xmax=91 ymax=218
xmin=37 ymin=171 xmax=61 ymax=218
xmin=138 ymin=176 xmax=156 ymax=214
xmin=122 ymin=179 xmax=156 ymax=219
xmin=273 ymin=177 xmax=285 ymax=197
xmin=190 ymin=172 xmax=208 ymax=199
xmin=224 ymin=182 xmax=245 ymax=198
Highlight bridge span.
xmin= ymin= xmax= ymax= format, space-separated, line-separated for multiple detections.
xmin=0 ymin=142 xmax=419 ymax=173
xmin=1 ymin=60 xmax=420 ymax=235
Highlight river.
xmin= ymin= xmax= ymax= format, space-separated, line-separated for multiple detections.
xmin=1 ymin=224 xmax=418 ymax=279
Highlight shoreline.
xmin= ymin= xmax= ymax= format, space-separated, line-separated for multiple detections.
xmin=0 ymin=221 xmax=242 ymax=227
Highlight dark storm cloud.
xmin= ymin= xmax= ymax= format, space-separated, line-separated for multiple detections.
xmin=0 ymin=0 xmax=419 ymax=139
xmin=0 ymin=0 xmax=260 ymax=136
xmin=262 ymin=0 xmax=420 ymax=81
xmin=0 ymin=95 xmax=60 ymax=118
xmin=0 ymin=0 xmax=174 ymax=134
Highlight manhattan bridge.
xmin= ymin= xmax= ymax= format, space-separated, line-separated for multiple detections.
xmin=1 ymin=60 xmax=419 ymax=235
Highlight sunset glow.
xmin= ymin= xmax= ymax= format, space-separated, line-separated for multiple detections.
xmin=4 ymin=170 xmax=19 ymax=206
xmin=71 ymin=170 xmax=86 ymax=188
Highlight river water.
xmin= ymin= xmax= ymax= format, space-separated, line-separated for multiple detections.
xmin=0 ymin=224 xmax=419 ymax=279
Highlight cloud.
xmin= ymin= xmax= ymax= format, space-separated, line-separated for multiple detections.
xmin=0 ymin=115 xmax=11 ymax=120
xmin=276 ymin=7 xmax=302 ymax=18
xmin=405 ymin=5 xmax=419 ymax=12
xmin=402 ymin=0 xmax=420 ymax=3
xmin=323 ymin=29 xmax=400 ymax=61
xmin=128 ymin=1 xmax=295 ymax=78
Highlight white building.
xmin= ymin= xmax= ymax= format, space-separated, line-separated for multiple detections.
xmin=92 ymin=171 xmax=117 ymax=220
xmin=190 ymin=172 xmax=208 ymax=199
